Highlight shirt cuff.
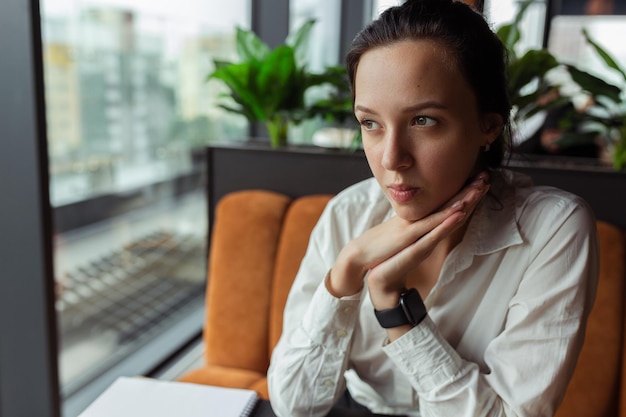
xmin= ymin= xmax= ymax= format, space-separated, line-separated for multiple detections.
xmin=300 ymin=273 xmax=362 ymax=347
xmin=382 ymin=315 xmax=465 ymax=394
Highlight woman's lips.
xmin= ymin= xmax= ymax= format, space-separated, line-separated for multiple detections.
xmin=387 ymin=184 xmax=419 ymax=203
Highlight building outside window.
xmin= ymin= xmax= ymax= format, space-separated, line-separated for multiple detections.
xmin=39 ymin=0 xmax=249 ymax=415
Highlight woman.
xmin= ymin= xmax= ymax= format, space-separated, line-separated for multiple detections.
xmin=267 ymin=1 xmax=599 ymax=416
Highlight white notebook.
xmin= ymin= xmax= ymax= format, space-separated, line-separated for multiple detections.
xmin=78 ymin=376 xmax=259 ymax=417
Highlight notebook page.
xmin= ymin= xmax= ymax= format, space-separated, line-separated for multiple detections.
xmin=78 ymin=376 xmax=259 ymax=417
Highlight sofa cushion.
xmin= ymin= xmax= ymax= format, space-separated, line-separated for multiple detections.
xmin=269 ymin=194 xmax=333 ymax=352
xmin=204 ymin=190 xmax=291 ymax=373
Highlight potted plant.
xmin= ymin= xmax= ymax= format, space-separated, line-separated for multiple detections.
xmin=570 ymin=29 xmax=626 ymax=169
xmin=497 ymin=1 xmax=563 ymax=130
xmin=208 ymin=19 xmax=344 ymax=148
xmin=306 ymin=65 xmax=360 ymax=149
xmin=497 ymin=1 xmax=626 ymax=170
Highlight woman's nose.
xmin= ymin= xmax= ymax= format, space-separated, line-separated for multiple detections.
xmin=381 ymin=131 xmax=413 ymax=171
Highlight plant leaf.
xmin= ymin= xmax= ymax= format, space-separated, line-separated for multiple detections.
xmin=235 ymin=27 xmax=270 ymax=62
xmin=210 ymin=63 xmax=267 ymax=120
xmin=582 ymin=28 xmax=626 ymax=82
xmin=217 ymin=103 xmax=254 ymax=120
xmin=507 ymin=49 xmax=558 ymax=97
xmin=257 ymin=46 xmax=297 ymax=113
xmin=286 ymin=18 xmax=316 ymax=66
xmin=496 ymin=0 xmax=533 ymax=53
xmin=496 ymin=23 xmax=519 ymax=56
xmin=566 ymin=65 xmax=622 ymax=102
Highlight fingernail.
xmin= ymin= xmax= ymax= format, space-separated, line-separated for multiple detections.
xmin=470 ymin=177 xmax=485 ymax=187
xmin=451 ymin=200 xmax=463 ymax=209
xmin=471 ymin=172 xmax=489 ymax=187
xmin=465 ymin=188 xmax=481 ymax=203
xmin=456 ymin=211 xmax=467 ymax=223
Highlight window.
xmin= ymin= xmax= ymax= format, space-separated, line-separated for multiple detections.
xmin=547 ymin=15 xmax=626 ymax=88
xmin=372 ymin=0 xmax=404 ymax=18
xmin=484 ymin=0 xmax=546 ymax=54
xmin=288 ymin=0 xmax=342 ymax=144
xmin=39 ymin=0 xmax=250 ymax=414
xmin=290 ymin=0 xmax=340 ymax=72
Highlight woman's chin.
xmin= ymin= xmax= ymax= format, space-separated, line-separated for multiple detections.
xmin=393 ymin=205 xmax=429 ymax=222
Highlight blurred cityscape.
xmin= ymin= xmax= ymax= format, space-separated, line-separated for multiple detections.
xmin=42 ymin=5 xmax=247 ymax=207
xmin=40 ymin=1 xmax=248 ymax=393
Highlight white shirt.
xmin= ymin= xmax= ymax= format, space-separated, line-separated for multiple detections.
xmin=267 ymin=170 xmax=599 ymax=417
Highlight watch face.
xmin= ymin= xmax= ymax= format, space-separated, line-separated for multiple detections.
xmin=400 ymin=288 xmax=426 ymax=325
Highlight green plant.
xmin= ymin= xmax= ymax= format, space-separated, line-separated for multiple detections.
xmin=305 ymin=65 xmax=361 ymax=149
xmin=574 ymin=29 xmax=626 ymax=169
xmin=306 ymin=65 xmax=354 ymax=125
xmin=208 ymin=19 xmax=339 ymax=148
xmin=496 ymin=1 xmax=626 ymax=170
xmin=497 ymin=1 xmax=562 ymax=125
xmin=531 ymin=30 xmax=626 ymax=169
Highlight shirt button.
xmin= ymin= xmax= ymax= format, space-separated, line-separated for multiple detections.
xmin=323 ymin=379 xmax=335 ymax=387
xmin=336 ymin=329 xmax=347 ymax=338
xmin=343 ymin=306 xmax=352 ymax=314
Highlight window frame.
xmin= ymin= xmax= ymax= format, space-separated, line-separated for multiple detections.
xmin=0 ymin=1 xmax=61 ymax=417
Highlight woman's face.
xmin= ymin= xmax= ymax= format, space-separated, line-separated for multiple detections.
xmin=354 ymin=39 xmax=500 ymax=221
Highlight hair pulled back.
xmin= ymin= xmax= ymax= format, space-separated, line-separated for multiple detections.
xmin=346 ymin=0 xmax=511 ymax=169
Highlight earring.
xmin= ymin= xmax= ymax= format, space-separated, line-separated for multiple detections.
xmin=483 ymin=142 xmax=491 ymax=152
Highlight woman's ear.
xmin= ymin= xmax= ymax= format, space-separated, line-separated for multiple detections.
xmin=480 ymin=113 xmax=504 ymax=146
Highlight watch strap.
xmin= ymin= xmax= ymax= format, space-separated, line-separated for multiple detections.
xmin=374 ymin=288 xmax=427 ymax=328
xmin=374 ymin=303 xmax=411 ymax=328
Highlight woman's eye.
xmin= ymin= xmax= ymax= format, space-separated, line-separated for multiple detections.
xmin=360 ymin=119 xmax=380 ymax=131
xmin=412 ymin=116 xmax=436 ymax=126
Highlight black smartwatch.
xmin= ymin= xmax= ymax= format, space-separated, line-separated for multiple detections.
xmin=374 ymin=288 xmax=427 ymax=328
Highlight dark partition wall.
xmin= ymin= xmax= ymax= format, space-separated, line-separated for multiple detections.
xmin=206 ymin=144 xmax=373 ymax=235
xmin=206 ymin=144 xmax=626 ymax=230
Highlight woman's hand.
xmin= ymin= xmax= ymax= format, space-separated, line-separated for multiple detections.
xmin=327 ymin=172 xmax=490 ymax=299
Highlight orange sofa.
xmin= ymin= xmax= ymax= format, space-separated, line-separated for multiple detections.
xmin=180 ymin=189 xmax=626 ymax=417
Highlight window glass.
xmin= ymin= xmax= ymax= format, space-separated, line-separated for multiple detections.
xmin=290 ymin=0 xmax=340 ymax=71
xmin=372 ymin=0 xmax=404 ymax=18
xmin=484 ymin=0 xmax=546 ymax=54
xmin=40 ymin=0 xmax=249 ymax=405
xmin=547 ymin=15 xmax=626 ymax=88
xmin=289 ymin=0 xmax=341 ymax=144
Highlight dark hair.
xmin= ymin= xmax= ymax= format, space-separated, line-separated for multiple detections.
xmin=346 ymin=0 xmax=511 ymax=169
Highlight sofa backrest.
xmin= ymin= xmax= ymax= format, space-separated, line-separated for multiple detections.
xmin=556 ymin=220 xmax=626 ymax=417
xmin=269 ymin=194 xmax=333 ymax=353
xmin=204 ymin=190 xmax=291 ymax=373
xmin=204 ymin=190 xmax=332 ymax=374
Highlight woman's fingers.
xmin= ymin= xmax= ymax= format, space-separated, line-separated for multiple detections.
xmin=366 ymin=175 xmax=490 ymax=294
xmin=439 ymin=171 xmax=489 ymax=210
xmin=404 ymin=173 xmax=489 ymax=244
xmin=333 ymin=172 xmax=491 ymax=297
xmin=357 ymin=173 xmax=489 ymax=269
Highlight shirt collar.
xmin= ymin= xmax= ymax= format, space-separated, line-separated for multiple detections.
xmin=464 ymin=169 xmax=525 ymax=256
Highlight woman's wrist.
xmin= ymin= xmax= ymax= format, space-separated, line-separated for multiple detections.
xmin=325 ymin=268 xmax=363 ymax=298
xmin=327 ymin=250 xmax=367 ymax=298
xmin=368 ymin=283 xmax=403 ymax=310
